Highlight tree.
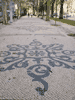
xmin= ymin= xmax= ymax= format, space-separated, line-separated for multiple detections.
xmin=13 ymin=0 xmax=21 ymax=18
xmin=36 ymin=0 xmax=39 ymax=17
xmin=46 ymin=0 xmax=50 ymax=21
xmin=2 ymin=0 xmax=8 ymax=24
xmin=33 ymin=0 xmax=35 ymax=15
xmin=45 ymin=0 xmax=57 ymax=21
xmin=59 ymin=0 xmax=64 ymax=19
xmin=39 ymin=0 xmax=44 ymax=18
xmin=51 ymin=0 xmax=55 ymax=17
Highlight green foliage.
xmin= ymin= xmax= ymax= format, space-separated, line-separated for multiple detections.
xmin=39 ymin=1 xmax=44 ymax=12
xmin=68 ymin=33 xmax=75 ymax=36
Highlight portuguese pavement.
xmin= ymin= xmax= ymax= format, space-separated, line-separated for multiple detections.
xmin=0 ymin=16 xmax=75 ymax=100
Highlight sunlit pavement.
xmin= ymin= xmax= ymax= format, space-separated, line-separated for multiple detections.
xmin=0 ymin=16 xmax=75 ymax=100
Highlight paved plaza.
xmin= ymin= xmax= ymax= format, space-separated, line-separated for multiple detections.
xmin=0 ymin=16 xmax=75 ymax=100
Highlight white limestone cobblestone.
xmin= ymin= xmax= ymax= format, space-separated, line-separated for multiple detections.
xmin=0 ymin=16 xmax=75 ymax=100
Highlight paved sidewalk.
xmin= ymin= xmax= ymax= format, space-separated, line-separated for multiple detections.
xmin=0 ymin=16 xmax=75 ymax=100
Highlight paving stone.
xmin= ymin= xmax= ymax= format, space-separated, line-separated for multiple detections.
xmin=0 ymin=16 xmax=75 ymax=100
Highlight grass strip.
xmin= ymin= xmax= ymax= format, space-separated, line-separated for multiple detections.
xmin=68 ymin=33 xmax=75 ymax=37
xmin=50 ymin=17 xmax=75 ymax=26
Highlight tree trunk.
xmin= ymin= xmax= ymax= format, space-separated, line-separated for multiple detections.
xmin=3 ymin=0 xmax=8 ymax=24
xmin=36 ymin=0 xmax=39 ymax=17
xmin=51 ymin=3 xmax=54 ymax=17
xmin=33 ymin=0 xmax=35 ymax=15
xmin=51 ymin=0 xmax=55 ymax=18
xmin=56 ymin=0 xmax=57 ymax=17
xmin=40 ymin=0 xmax=44 ymax=19
xmin=33 ymin=6 xmax=35 ymax=15
xmin=46 ymin=0 xmax=50 ymax=21
xmin=17 ymin=0 xmax=20 ymax=19
xmin=42 ymin=8 xmax=44 ymax=19
xmin=18 ymin=6 xmax=20 ymax=18
xmin=59 ymin=0 xmax=64 ymax=19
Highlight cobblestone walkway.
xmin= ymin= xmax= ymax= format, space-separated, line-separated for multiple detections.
xmin=0 ymin=16 xmax=75 ymax=100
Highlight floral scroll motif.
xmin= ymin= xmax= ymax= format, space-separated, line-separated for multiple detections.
xmin=0 ymin=39 xmax=75 ymax=95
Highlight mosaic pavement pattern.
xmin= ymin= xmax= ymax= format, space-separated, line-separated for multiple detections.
xmin=11 ymin=18 xmax=51 ymax=32
xmin=0 ymin=39 xmax=75 ymax=96
xmin=14 ymin=25 xmax=50 ymax=32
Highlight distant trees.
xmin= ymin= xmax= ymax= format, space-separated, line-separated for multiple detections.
xmin=2 ymin=0 xmax=74 ymax=24
xmin=45 ymin=0 xmax=66 ymax=19
xmin=2 ymin=0 xmax=22 ymax=24
xmin=39 ymin=0 xmax=44 ymax=18
xmin=38 ymin=0 xmax=50 ymax=21
xmin=13 ymin=0 xmax=21 ymax=18
xmin=38 ymin=0 xmax=71 ymax=19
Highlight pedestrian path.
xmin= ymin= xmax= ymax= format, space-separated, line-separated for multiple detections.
xmin=0 ymin=16 xmax=75 ymax=100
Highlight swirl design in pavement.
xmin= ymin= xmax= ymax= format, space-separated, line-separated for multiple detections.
xmin=0 ymin=39 xmax=75 ymax=95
